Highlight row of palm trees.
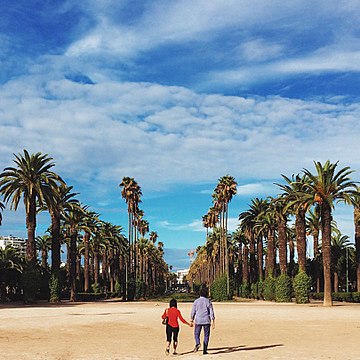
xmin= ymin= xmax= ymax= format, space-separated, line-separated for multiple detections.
xmin=0 ymin=150 xmax=169 ymax=302
xmin=190 ymin=161 xmax=360 ymax=306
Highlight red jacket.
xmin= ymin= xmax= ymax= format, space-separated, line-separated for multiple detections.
xmin=162 ymin=307 xmax=187 ymax=328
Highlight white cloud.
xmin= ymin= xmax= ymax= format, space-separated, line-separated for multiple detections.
xmin=1 ymin=71 xmax=360 ymax=210
xmin=237 ymin=183 xmax=279 ymax=196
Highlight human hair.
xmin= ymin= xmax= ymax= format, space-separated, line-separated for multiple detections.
xmin=169 ymin=298 xmax=177 ymax=308
xmin=199 ymin=285 xmax=208 ymax=298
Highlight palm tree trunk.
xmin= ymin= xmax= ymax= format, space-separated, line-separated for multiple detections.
xmin=278 ymin=218 xmax=287 ymax=275
xmin=249 ymin=233 xmax=256 ymax=283
xmin=69 ymin=230 xmax=78 ymax=302
xmin=354 ymin=207 xmax=360 ymax=291
xmin=257 ymin=237 xmax=264 ymax=281
xmin=266 ymin=228 xmax=276 ymax=277
xmin=84 ymin=232 xmax=90 ymax=292
xmin=242 ymin=246 xmax=249 ymax=285
xmin=296 ymin=209 xmax=307 ymax=272
xmin=321 ymin=204 xmax=333 ymax=306
xmin=333 ymin=271 xmax=339 ymax=292
xmin=25 ymin=194 xmax=37 ymax=264
xmin=288 ymin=237 xmax=295 ymax=278
xmin=50 ymin=212 xmax=61 ymax=274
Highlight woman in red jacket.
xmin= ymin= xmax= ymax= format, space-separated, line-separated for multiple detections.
xmin=162 ymin=298 xmax=192 ymax=355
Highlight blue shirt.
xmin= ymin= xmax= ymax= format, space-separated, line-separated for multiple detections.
xmin=190 ymin=296 xmax=215 ymax=325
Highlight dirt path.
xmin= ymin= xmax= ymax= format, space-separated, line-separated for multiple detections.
xmin=0 ymin=300 xmax=359 ymax=359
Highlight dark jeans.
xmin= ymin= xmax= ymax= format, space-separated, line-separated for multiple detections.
xmin=194 ymin=324 xmax=210 ymax=346
xmin=166 ymin=324 xmax=179 ymax=342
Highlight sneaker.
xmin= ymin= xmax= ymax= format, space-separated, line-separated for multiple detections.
xmin=193 ymin=344 xmax=200 ymax=353
xmin=203 ymin=351 xmax=208 ymax=355
xmin=173 ymin=351 xmax=178 ymax=355
xmin=165 ymin=348 xmax=170 ymax=356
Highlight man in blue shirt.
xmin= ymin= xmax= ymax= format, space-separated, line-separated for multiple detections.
xmin=190 ymin=286 xmax=215 ymax=355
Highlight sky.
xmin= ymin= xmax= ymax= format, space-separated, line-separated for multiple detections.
xmin=1 ymin=0 xmax=360 ymax=271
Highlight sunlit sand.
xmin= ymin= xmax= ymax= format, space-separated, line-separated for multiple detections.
xmin=1 ymin=299 xmax=359 ymax=359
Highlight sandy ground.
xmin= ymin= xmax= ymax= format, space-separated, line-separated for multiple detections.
xmin=0 ymin=299 xmax=359 ymax=360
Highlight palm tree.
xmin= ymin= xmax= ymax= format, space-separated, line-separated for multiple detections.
xmin=277 ymin=174 xmax=310 ymax=273
xmin=331 ymin=231 xmax=352 ymax=292
xmin=307 ymin=208 xmax=321 ymax=291
xmin=62 ymin=203 xmax=87 ymax=301
xmin=213 ymin=175 xmax=237 ymax=296
xmin=0 ymin=201 xmax=5 ymax=225
xmin=271 ymin=196 xmax=289 ymax=275
xmin=119 ymin=177 xmax=142 ymax=300
xmin=351 ymin=187 xmax=360 ymax=291
xmin=35 ymin=235 xmax=51 ymax=270
xmin=81 ymin=211 xmax=99 ymax=292
xmin=255 ymin=203 xmax=276 ymax=278
xmin=301 ymin=161 xmax=356 ymax=306
xmin=46 ymin=185 xmax=78 ymax=277
xmin=239 ymin=198 xmax=268 ymax=283
xmin=0 ymin=150 xmax=64 ymax=264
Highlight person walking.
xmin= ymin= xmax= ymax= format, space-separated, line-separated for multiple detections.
xmin=162 ymin=298 xmax=192 ymax=355
xmin=190 ymin=286 xmax=215 ymax=355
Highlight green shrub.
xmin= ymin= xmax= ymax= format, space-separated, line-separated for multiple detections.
xmin=352 ymin=292 xmax=360 ymax=303
xmin=49 ymin=273 xmax=61 ymax=302
xmin=257 ymin=280 xmax=264 ymax=299
xmin=275 ymin=274 xmax=292 ymax=302
xmin=91 ymin=282 xmax=102 ymax=294
xmin=21 ymin=264 xmax=41 ymax=304
xmin=263 ymin=276 xmax=276 ymax=301
xmin=210 ymin=276 xmax=227 ymax=301
xmin=293 ymin=271 xmax=311 ymax=304
xmin=240 ymin=282 xmax=250 ymax=298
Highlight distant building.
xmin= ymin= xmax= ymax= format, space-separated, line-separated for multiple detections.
xmin=176 ymin=269 xmax=189 ymax=284
xmin=0 ymin=235 xmax=27 ymax=257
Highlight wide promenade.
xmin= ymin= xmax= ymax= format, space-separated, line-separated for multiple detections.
xmin=0 ymin=299 xmax=358 ymax=359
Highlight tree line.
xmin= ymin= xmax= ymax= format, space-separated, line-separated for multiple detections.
xmin=0 ymin=150 xmax=170 ymax=302
xmin=188 ymin=161 xmax=360 ymax=306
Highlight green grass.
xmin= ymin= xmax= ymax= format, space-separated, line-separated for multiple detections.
xmin=151 ymin=292 xmax=198 ymax=303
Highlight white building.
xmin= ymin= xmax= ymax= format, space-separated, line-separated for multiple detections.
xmin=176 ymin=269 xmax=189 ymax=284
xmin=0 ymin=235 xmax=27 ymax=257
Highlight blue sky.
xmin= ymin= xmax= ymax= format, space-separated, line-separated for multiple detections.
xmin=1 ymin=1 xmax=360 ymax=271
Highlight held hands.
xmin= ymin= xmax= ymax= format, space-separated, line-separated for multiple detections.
xmin=189 ymin=320 xmax=194 ymax=327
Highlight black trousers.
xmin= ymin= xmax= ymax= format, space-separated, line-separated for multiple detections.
xmin=166 ymin=324 xmax=180 ymax=342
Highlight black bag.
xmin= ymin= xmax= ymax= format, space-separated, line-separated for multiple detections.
xmin=162 ymin=309 xmax=168 ymax=325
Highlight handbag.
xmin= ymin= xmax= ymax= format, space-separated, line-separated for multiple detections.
xmin=162 ymin=309 xmax=168 ymax=325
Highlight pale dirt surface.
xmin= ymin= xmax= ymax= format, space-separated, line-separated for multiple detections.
xmin=1 ymin=299 xmax=359 ymax=360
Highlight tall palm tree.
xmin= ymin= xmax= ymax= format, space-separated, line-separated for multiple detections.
xmin=82 ymin=211 xmax=100 ymax=292
xmin=301 ymin=160 xmax=356 ymax=306
xmin=213 ymin=175 xmax=237 ymax=296
xmin=119 ymin=177 xmax=142 ymax=300
xmin=0 ymin=150 xmax=64 ymax=264
xmin=46 ymin=185 xmax=78 ymax=277
xmin=239 ymin=198 xmax=268 ymax=282
xmin=271 ymin=196 xmax=289 ymax=275
xmin=62 ymin=203 xmax=87 ymax=301
xmin=277 ymin=174 xmax=310 ymax=273
xmin=350 ymin=187 xmax=360 ymax=291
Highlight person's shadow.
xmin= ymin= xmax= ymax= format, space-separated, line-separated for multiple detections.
xmin=178 ymin=343 xmax=283 ymax=356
